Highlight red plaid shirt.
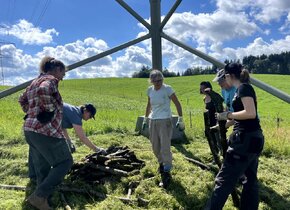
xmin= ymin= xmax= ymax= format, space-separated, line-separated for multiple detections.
xmin=19 ymin=74 xmax=64 ymax=139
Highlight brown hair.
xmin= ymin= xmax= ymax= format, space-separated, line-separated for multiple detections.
xmin=224 ymin=62 xmax=250 ymax=83
xmin=39 ymin=56 xmax=65 ymax=73
xmin=240 ymin=69 xmax=250 ymax=83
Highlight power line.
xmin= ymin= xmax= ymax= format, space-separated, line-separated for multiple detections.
xmin=35 ymin=0 xmax=51 ymax=26
xmin=0 ymin=41 xmax=16 ymax=86
xmin=9 ymin=0 xmax=16 ymax=23
xmin=29 ymin=0 xmax=42 ymax=23
xmin=21 ymin=0 xmax=52 ymax=53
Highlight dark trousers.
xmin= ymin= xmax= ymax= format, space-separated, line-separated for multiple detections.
xmin=208 ymin=130 xmax=264 ymax=210
xmin=25 ymin=131 xmax=73 ymax=198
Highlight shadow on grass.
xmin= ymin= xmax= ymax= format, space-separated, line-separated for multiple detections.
xmin=167 ymin=178 xmax=208 ymax=210
xmin=259 ymin=182 xmax=290 ymax=210
xmin=172 ymin=136 xmax=210 ymax=165
xmin=21 ymin=179 xmax=108 ymax=210
xmin=172 ymin=140 xmax=290 ymax=210
xmin=170 ymin=138 xmax=215 ymax=210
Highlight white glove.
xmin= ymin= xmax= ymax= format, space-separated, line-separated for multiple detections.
xmin=142 ymin=117 xmax=148 ymax=130
xmin=210 ymin=124 xmax=220 ymax=131
xmin=216 ymin=112 xmax=230 ymax=121
xmin=176 ymin=117 xmax=185 ymax=131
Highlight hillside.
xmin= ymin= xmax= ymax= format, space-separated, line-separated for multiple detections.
xmin=0 ymin=74 xmax=289 ymax=209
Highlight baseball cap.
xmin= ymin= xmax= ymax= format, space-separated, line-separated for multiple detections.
xmin=84 ymin=103 xmax=96 ymax=119
xmin=213 ymin=69 xmax=225 ymax=83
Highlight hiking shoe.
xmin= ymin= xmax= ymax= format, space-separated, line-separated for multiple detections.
xmin=159 ymin=171 xmax=171 ymax=189
xmin=158 ymin=163 xmax=164 ymax=174
xmin=27 ymin=193 xmax=52 ymax=210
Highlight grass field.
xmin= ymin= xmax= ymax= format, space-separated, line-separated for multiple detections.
xmin=0 ymin=74 xmax=289 ymax=210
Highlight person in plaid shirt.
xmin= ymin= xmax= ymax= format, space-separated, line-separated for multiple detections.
xmin=19 ymin=56 xmax=72 ymax=210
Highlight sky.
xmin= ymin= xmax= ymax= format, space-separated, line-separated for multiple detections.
xmin=0 ymin=0 xmax=290 ymax=85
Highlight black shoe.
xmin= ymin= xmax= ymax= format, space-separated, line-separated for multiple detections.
xmin=159 ymin=171 xmax=171 ymax=189
xmin=158 ymin=163 xmax=164 ymax=174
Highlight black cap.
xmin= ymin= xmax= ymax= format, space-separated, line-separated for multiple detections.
xmin=84 ymin=103 xmax=96 ymax=119
xmin=213 ymin=69 xmax=225 ymax=83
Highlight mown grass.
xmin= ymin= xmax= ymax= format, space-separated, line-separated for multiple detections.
xmin=0 ymin=74 xmax=289 ymax=210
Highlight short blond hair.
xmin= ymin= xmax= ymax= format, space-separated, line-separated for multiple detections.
xmin=149 ymin=69 xmax=164 ymax=83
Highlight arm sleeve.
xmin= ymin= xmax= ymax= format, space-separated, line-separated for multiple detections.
xmin=147 ymin=87 xmax=151 ymax=97
xmin=38 ymin=81 xmax=56 ymax=112
xmin=18 ymin=91 xmax=29 ymax=113
xmin=70 ymin=113 xmax=82 ymax=126
xmin=166 ymin=85 xmax=175 ymax=97
xmin=239 ymin=84 xmax=255 ymax=98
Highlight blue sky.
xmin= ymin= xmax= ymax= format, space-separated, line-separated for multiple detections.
xmin=0 ymin=0 xmax=290 ymax=85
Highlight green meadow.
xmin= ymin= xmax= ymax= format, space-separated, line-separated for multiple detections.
xmin=0 ymin=74 xmax=289 ymax=209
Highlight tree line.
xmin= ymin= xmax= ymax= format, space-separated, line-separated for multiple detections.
xmin=131 ymin=51 xmax=290 ymax=77
xmin=242 ymin=51 xmax=290 ymax=74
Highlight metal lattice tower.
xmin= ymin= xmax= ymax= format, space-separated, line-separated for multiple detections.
xmin=0 ymin=0 xmax=290 ymax=103
xmin=0 ymin=41 xmax=15 ymax=86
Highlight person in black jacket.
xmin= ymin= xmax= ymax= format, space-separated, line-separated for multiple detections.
xmin=200 ymin=81 xmax=221 ymax=154
xmin=207 ymin=63 xmax=264 ymax=210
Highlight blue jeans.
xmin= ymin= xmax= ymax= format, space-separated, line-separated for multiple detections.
xmin=25 ymin=131 xmax=73 ymax=198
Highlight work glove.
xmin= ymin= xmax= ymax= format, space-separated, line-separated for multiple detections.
xmin=142 ymin=117 xmax=148 ymax=130
xmin=66 ymin=140 xmax=76 ymax=153
xmin=95 ymin=147 xmax=107 ymax=155
xmin=210 ymin=124 xmax=220 ymax=131
xmin=216 ymin=112 xmax=230 ymax=121
xmin=176 ymin=116 xmax=185 ymax=131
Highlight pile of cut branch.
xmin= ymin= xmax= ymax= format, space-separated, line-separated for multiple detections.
xmin=68 ymin=145 xmax=145 ymax=184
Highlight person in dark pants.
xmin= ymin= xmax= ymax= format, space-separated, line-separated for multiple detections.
xmin=28 ymin=102 xmax=105 ymax=182
xmin=200 ymin=81 xmax=217 ymax=127
xmin=206 ymin=63 xmax=264 ymax=210
xmin=19 ymin=56 xmax=72 ymax=210
xmin=200 ymin=81 xmax=221 ymax=155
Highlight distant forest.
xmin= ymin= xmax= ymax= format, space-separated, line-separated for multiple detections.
xmin=242 ymin=51 xmax=290 ymax=74
xmin=132 ymin=51 xmax=290 ymax=77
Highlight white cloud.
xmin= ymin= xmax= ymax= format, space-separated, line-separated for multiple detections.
xmin=137 ymin=7 xmax=259 ymax=73
xmin=216 ymin=0 xmax=290 ymax=24
xmin=1 ymin=37 xmax=153 ymax=85
xmin=212 ymin=36 xmax=290 ymax=62
xmin=163 ymin=11 xmax=258 ymax=44
xmin=0 ymin=19 xmax=58 ymax=45
xmin=2 ymin=0 xmax=290 ymax=86
xmin=216 ymin=0 xmax=252 ymax=12
xmin=253 ymin=0 xmax=290 ymax=23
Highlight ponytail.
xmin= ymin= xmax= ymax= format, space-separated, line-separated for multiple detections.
xmin=39 ymin=56 xmax=65 ymax=73
xmin=240 ymin=69 xmax=250 ymax=83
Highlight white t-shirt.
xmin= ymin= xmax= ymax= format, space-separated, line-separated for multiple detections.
xmin=147 ymin=84 xmax=175 ymax=119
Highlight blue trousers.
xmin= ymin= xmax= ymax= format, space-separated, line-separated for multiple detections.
xmin=25 ymin=131 xmax=73 ymax=198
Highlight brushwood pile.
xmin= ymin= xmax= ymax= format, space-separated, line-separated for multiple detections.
xmin=68 ymin=145 xmax=145 ymax=184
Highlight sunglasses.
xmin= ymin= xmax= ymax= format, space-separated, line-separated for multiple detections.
xmin=152 ymin=79 xmax=163 ymax=83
